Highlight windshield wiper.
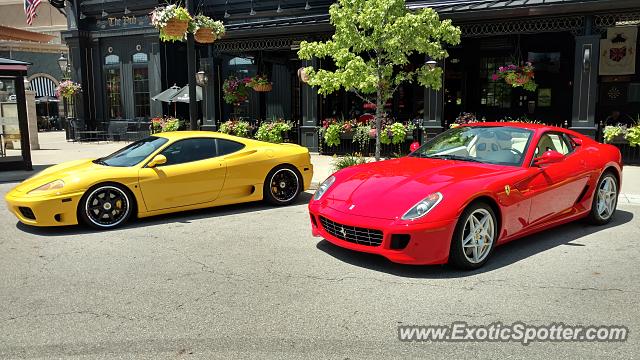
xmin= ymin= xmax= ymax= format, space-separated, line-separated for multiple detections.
xmin=424 ymin=154 xmax=483 ymax=163
xmin=93 ymin=158 xmax=108 ymax=166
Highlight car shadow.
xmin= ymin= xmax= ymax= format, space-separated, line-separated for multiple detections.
xmin=16 ymin=192 xmax=313 ymax=237
xmin=315 ymin=210 xmax=635 ymax=278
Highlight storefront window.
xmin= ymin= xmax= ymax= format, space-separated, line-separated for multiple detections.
xmin=0 ymin=78 xmax=22 ymax=161
xmin=105 ymin=54 xmax=122 ymax=119
xmin=132 ymin=53 xmax=150 ymax=118
xmin=480 ymin=56 xmax=512 ymax=108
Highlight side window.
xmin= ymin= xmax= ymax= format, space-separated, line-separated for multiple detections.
xmin=216 ymin=139 xmax=245 ymax=156
xmin=535 ymin=133 xmax=572 ymax=157
xmin=160 ymin=138 xmax=217 ymax=166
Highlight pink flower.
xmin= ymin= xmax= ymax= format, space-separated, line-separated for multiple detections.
xmin=491 ymin=74 xmax=499 ymax=81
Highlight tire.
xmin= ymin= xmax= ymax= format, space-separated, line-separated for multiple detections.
xmin=449 ymin=202 xmax=498 ymax=270
xmin=587 ymin=171 xmax=618 ymax=225
xmin=263 ymin=165 xmax=302 ymax=206
xmin=79 ymin=184 xmax=133 ymax=229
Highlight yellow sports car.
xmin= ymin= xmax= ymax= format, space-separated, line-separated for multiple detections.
xmin=6 ymin=131 xmax=313 ymax=229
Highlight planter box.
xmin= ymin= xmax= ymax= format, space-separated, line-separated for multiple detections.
xmin=320 ymin=137 xmax=412 ymax=157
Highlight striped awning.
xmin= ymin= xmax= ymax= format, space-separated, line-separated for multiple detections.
xmin=30 ymin=76 xmax=57 ymax=98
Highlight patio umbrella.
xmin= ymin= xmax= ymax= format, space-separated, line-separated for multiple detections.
xmin=35 ymin=96 xmax=60 ymax=118
xmin=169 ymin=85 xmax=203 ymax=103
xmin=151 ymin=84 xmax=181 ymax=116
xmin=35 ymin=96 xmax=60 ymax=104
xmin=151 ymin=84 xmax=181 ymax=102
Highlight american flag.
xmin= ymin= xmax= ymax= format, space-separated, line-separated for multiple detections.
xmin=24 ymin=0 xmax=42 ymax=25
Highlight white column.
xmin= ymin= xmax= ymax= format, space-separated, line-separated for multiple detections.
xmin=25 ymin=89 xmax=40 ymax=150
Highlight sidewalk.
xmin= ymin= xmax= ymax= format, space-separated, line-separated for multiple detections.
xmin=1 ymin=131 xmax=638 ymax=205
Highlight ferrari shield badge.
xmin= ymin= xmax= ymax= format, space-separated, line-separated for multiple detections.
xmin=505 ymin=185 xmax=511 ymax=196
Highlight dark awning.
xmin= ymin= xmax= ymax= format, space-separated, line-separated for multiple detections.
xmin=0 ymin=57 xmax=30 ymax=73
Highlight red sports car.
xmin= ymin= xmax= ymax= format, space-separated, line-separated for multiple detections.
xmin=309 ymin=123 xmax=622 ymax=269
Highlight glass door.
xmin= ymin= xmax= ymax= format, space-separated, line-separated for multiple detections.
xmin=0 ymin=78 xmax=23 ymax=161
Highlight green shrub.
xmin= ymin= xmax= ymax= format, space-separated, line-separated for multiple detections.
xmin=332 ymin=154 xmax=368 ymax=172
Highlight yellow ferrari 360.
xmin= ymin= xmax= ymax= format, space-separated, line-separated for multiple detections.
xmin=5 ymin=131 xmax=313 ymax=229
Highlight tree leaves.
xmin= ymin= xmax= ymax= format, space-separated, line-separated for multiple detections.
xmin=297 ymin=0 xmax=461 ymax=159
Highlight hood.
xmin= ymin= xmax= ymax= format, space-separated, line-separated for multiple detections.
xmin=13 ymin=159 xmax=101 ymax=193
xmin=324 ymin=157 xmax=511 ymax=220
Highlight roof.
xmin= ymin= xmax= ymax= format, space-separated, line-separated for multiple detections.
xmin=220 ymin=0 xmax=637 ymax=34
xmin=0 ymin=25 xmax=56 ymax=43
xmin=0 ymin=57 xmax=30 ymax=72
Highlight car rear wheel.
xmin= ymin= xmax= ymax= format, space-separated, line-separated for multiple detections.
xmin=449 ymin=202 xmax=497 ymax=270
xmin=79 ymin=184 xmax=132 ymax=229
xmin=588 ymin=172 xmax=618 ymax=225
xmin=264 ymin=166 xmax=301 ymax=206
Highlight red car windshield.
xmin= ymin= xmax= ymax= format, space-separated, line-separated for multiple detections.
xmin=410 ymin=126 xmax=534 ymax=167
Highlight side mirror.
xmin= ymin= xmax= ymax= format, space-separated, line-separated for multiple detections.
xmin=533 ymin=150 xmax=564 ymax=167
xmin=147 ymin=154 xmax=167 ymax=168
xmin=572 ymin=137 xmax=583 ymax=147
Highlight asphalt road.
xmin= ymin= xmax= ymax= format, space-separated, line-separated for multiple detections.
xmin=1 ymin=182 xmax=639 ymax=359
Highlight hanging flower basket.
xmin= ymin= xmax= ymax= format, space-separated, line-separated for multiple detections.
xmin=223 ymin=75 xmax=251 ymax=106
xmin=248 ymin=75 xmax=272 ymax=92
xmin=190 ymin=15 xmax=225 ymax=44
xmin=55 ymin=80 xmax=82 ymax=100
xmin=492 ymin=62 xmax=537 ymax=92
xmin=252 ymin=83 xmax=273 ymax=92
xmin=194 ymin=28 xmax=216 ymax=43
xmin=151 ymin=5 xmax=192 ymax=42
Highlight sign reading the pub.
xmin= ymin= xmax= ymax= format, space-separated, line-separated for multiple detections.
xmin=95 ymin=15 xmax=151 ymax=30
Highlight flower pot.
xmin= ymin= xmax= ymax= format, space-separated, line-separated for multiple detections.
xmin=253 ymin=83 xmax=273 ymax=92
xmin=610 ymin=134 xmax=628 ymax=144
xmin=163 ymin=18 xmax=189 ymax=38
xmin=194 ymin=27 xmax=217 ymax=44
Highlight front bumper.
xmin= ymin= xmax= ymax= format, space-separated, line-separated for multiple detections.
xmin=5 ymin=189 xmax=84 ymax=227
xmin=309 ymin=203 xmax=458 ymax=265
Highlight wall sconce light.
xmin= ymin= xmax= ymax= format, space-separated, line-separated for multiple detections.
xmin=196 ymin=71 xmax=208 ymax=86
xmin=304 ymin=1 xmax=311 ymax=10
xmin=426 ymin=60 xmax=437 ymax=70
xmin=224 ymin=0 xmax=231 ymax=18
xmin=297 ymin=67 xmax=310 ymax=83
xmin=583 ymin=45 xmax=591 ymax=72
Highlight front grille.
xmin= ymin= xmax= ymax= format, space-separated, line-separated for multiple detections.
xmin=319 ymin=216 xmax=383 ymax=247
xmin=18 ymin=207 xmax=36 ymax=220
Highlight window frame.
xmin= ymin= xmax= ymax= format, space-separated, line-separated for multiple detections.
xmin=529 ymin=130 xmax=576 ymax=166
xmin=215 ymin=138 xmax=246 ymax=157
xmin=156 ymin=137 xmax=219 ymax=167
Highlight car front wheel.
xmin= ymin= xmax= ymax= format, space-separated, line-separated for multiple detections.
xmin=79 ymin=184 xmax=132 ymax=229
xmin=449 ymin=202 xmax=497 ymax=270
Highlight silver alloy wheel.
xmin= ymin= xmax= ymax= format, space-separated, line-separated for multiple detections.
xmin=269 ymin=168 xmax=300 ymax=203
xmin=597 ymin=176 xmax=617 ymax=220
xmin=461 ymin=208 xmax=495 ymax=264
xmin=84 ymin=186 xmax=130 ymax=228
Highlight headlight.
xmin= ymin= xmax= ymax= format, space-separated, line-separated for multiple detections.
xmin=401 ymin=192 xmax=443 ymax=220
xmin=313 ymin=175 xmax=336 ymax=201
xmin=28 ymin=179 xmax=65 ymax=194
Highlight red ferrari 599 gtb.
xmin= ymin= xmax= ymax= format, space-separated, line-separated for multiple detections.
xmin=309 ymin=123 xmax=622 ymax=269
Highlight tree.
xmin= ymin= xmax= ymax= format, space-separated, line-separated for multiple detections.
xmin=298 ymin=0 xmax=461 ymax=160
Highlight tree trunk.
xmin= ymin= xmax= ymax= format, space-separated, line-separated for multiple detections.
xmin=375 ymin=92 xmax=382 ymax=161
xmin=375 ymin=58 xmax=383 ymax=161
